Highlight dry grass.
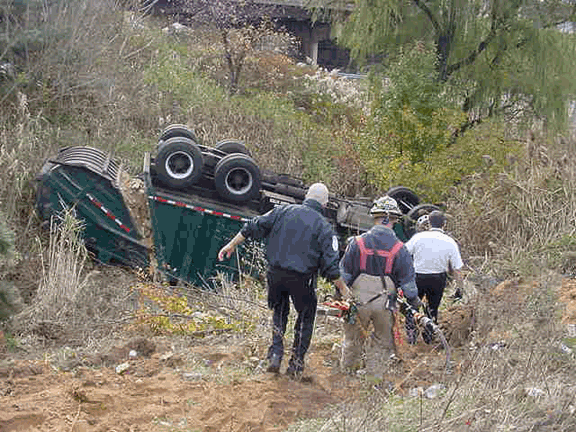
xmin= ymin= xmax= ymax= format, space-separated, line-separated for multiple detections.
xmin=35 ymin=210 xmax=88 ymax=322
xmin=8 ymin=209 xmax=139 ymax=344
xmin=287 ymin=272 xmax=576 ymax=432
xmin=0 ymin=2 xmax=575 ymax=431
xmin=447 ymin=131 xmax=576 ymax=279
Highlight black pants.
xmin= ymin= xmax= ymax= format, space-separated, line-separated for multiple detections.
xmin=416 ymin=272 xmax=448 ymax=322
xmin=266 ymin=266 xmax=317 ymax=370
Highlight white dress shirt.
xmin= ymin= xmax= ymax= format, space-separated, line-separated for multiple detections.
xmin=404 ymin=228 xmax=463 ymax=274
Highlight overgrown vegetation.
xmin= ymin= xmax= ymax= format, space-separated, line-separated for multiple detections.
xmin=0 ymin=211 xmax=18 ymax=320
xmin=1 ymin=0 xmax=576 ymax=430
xmin=333 ymin=0 xmax=576 ymax=129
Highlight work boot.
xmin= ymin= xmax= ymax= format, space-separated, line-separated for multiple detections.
xmin=266 ymin=353 xmax=282 ymax=373
xmin=405 ymin=314 xmax=419 ymax=345
xmin=286 ymin=357 xmax=304 ymax=379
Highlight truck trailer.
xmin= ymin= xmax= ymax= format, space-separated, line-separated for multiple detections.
xmin=35 ymin=124 xmax=434 ymax=287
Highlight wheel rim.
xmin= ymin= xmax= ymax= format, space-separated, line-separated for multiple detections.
xmin=225 ymin=167 xmax=253 ymax=196
xmin=165 ymin=151 xmax=195 ymax=179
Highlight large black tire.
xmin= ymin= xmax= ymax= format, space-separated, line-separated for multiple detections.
xmin=387 ymin=186 xmax=420 ymax=214
xmin=156 ymin=137 xmax=204 ymax=189
xmin=158 ymin=124 xmax=198 ymax=144
xmin=215 ymin=139 xmax=251 ymax=156
xmin=404 ymin=203 xmax=440 ymax=239
xmin=214 ymin=153 xmax=261 ymax=203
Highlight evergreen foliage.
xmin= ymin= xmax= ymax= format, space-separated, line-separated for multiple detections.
xmin=0 ymin=214 xmax=14 ymax=258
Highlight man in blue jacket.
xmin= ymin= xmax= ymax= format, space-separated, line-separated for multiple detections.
xmin=218 ymin=183 xmax=351 ymax=378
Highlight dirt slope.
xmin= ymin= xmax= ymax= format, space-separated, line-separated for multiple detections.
xmin=0 ymin=317 xmax=461 ymax=432
xmin=1 ymin=276 xmax=574 ymax=432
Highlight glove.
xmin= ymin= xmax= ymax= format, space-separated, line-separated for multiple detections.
xmin=332 ymin=288 xmax=343 ymax=301
xmin=406 ymin=296 xmax=422 ymax=311
xmin=346 ymin=302 xmax=358 ymax=325
xmin=453 ymin=287 xmax=463 ymax=300
xmin=385 ymin=293 xmax=398 ymax=311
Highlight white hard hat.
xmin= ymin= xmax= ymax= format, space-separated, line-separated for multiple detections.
xmin=370 ymin=196 xmax=403 ymax=217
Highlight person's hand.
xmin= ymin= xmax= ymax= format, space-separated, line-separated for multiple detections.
xmin=453 ymin=287 xmax=463 ymax=300
xmin=342 ymin=286 xmax=354 ymax=302
xmin=406 ymin=295 xmax=423 ymax=311
xmin=218 ymin=243 xmax=234 ymax=261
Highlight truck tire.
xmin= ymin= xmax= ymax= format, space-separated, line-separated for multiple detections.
xmin=404 ymin=203 xmax=440 ymax=238
xmin=387 ymin=186 xmax=420 ymax=214
xmin=214 ymin=153 xmax=261 ymax=203
xmin=215 ymin=139 xmax=251 ymax=156
xmin=158 ymin=124 xmax=198 ymax=145
xmin=156 ymin=137 xmax=204 ymax=189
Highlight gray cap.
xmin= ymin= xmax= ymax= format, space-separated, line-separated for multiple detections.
xmin=428 ymin=210 xmax=445 ymax=228
xmin=305 ymin=183 xmax=329 ymax=206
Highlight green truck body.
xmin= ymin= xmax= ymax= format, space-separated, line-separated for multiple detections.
xmin=35 ymin=127 xmax=428 ymax=287
xmin=36 ymin=147 xmax=269 ymax=286
xmin=143 ymin=153 xmax=264 ymax=286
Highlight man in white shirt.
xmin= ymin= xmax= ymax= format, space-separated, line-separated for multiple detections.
xmin=404 ymin=210 xmax=463 ymax=344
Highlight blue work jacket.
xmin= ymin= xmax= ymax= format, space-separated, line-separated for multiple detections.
xmin=241 ymin=199 xmax=341 ymax=280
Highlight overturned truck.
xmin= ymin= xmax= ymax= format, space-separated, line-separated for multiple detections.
xmin=35 ymin=124 xmax=439 ymax=287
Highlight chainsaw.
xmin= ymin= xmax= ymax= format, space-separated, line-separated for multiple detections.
xmin=321 ymin=298 xmax=359 ymax=324
xmin=323 ymin=295 xmax=452 ymax=371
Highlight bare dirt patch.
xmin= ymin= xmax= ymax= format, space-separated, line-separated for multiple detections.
xmin=0 ymin=323 xmax=463 ymax=432
xmin=0 ymin=337 xmax=361 ymax=432
xmin=2 ymin=275 xmax=575 ymax=432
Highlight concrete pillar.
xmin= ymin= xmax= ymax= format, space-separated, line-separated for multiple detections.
xmin=310 ymin=40 xmax=318 ymax=65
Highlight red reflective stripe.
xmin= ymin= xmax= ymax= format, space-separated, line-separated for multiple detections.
xmin=355 ymin=236 xmax=403 ymax=274
xmin=149 ymin=195 xmax=250 ymax=222
xmin=356 ymin=236 xmax=368 ymax=271
xmin=86 ymin=193 xmax=132 ymax=233
xmin=384 ymin=241 xmax=404 ymax=274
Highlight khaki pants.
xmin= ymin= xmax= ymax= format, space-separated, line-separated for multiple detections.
xmin=341 ymin=273 xmax=396 ymax=380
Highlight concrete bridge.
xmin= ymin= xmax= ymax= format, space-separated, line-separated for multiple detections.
xmin=149 ymin=0 xmax=353 ymax=69
xmin=265 ymin=1 xmax=351 ymax=68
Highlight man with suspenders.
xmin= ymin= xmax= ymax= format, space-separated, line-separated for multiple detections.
xmin=339 ymin=196 xmax=421 ymax=380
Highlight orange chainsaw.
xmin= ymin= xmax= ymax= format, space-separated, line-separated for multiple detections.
xmin=321 ymin=298 xmax=359 ymax=323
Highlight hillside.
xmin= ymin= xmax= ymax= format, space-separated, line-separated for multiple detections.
xmin=1 ymin=3 xmax=576 ymax=432
xmin=1 ymin=266 xmax=575 ymax=431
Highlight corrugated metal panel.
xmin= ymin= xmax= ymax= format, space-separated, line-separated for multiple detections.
xmin=53 ymin=146 xmax=120 ymax=186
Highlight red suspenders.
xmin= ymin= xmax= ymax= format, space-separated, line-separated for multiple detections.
xmin=356 ymin=236 xmax=403 ymax=274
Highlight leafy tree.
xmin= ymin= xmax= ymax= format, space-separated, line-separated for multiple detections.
xmin=332 ymin=0 xmax=576 ymax=129
xmin=367 ymin=42 xmax=466 ymax=162
xmin=358 ymin=41 xmax=471 ymax=196
xmin=181 ymin=0 xmax=294 ymax=94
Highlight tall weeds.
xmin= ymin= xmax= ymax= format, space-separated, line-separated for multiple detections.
xmin=288 ymin=274 xmax=575 ymax=432
xmin=32 ymin=209 xmax=88 ymax=323
xmin=447 ymin=132 xmax=576 ymax=278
